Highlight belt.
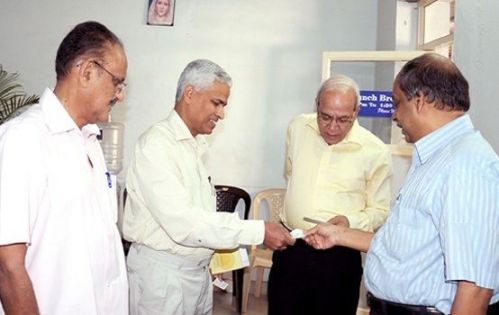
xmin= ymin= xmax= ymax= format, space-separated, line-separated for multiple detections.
xmin=368 ymin=293 xmax=443 ymax=315
xmin=130 ymin=244 xmax=211 ymax=270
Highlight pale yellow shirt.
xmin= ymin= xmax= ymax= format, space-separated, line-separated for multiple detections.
xmin=283 ymin=113 xmax=392 ymax=232
xmin=123 ymin=111 xmax=264 ymax=262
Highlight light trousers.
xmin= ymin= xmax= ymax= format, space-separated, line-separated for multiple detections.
xmin=127 ymin=244 xmax=213 ymax=315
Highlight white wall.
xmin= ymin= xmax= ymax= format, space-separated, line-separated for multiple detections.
xmin=454 ymin=0 xmax=499 ymax=151
xmin=1 ymin=1 xmax=497 ymax=197
xmin=2 ymin=0 xmax=497 ymax=310
xmin=0 ymin=0 xmax=379 ymax=194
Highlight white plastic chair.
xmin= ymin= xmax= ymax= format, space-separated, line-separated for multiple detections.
xmin=241 ymin=188 xmax=286 ymax=313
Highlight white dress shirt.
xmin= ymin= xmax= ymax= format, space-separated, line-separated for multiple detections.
xmin=0 ymin=88 xmax=128 ymax=315
xmin=123 ymin=110 xmax=264 ymax=263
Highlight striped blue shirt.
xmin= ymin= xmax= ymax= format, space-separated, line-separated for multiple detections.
xmin=365 ymin=115 xmax=499 ymax=314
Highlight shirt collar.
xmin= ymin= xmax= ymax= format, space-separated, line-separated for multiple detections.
xmin=413 ymin=114 xmax=474 ymax=165
xmin=306 ymin=113 xmax=364 ymax=148
xmin=41 ymin=88 xmax=99 ymax=139
xmin=167 ymin=110 xmax=208 ymax=151
xmin=82 ymin=124 xmax=100 ymax=140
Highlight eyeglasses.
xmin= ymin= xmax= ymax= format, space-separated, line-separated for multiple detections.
xmin=91 ymin=60 xmax=127 ymax=93
xmin=317 ymin=112 xmax=354 ymax=128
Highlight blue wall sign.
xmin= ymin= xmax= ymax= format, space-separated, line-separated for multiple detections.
xmin=359 ymin=90 xmax=393 ymax=118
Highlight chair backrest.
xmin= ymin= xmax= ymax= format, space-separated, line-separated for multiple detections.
xmin=251 ymin=188 xmax=286 ymax=223
xmin=215 ymin=185 xmax=251 ymax=220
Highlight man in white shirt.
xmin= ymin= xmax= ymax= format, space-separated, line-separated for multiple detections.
xmin=123 ymin=59 xmax=294 ymax=315
xmin=0 ymin=21 xmax=129 ymax=315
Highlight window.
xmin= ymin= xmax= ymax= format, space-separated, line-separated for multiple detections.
xmin=321 ymin=51 xmax=426 ymax=155
xmin=418 ymin=0 xmax=455 ymax=58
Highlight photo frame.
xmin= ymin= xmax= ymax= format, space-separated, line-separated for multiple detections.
xmin=147 ymin=0 xmax=175 ymax=26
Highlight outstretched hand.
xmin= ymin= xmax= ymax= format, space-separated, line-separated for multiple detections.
xmin=263 ymin=222 xmax=295 ymax=251
xmin=304 ymin=224 xmax=346 ymax=250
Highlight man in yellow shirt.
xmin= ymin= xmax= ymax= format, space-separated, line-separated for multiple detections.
xmin=268 ymin=74 xmax=392 ymax=315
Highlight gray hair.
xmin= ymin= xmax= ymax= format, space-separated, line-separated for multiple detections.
xmin=175 ymin=59 xmax=232 ymax=103
xmin=316 ymin=74 xmax=361 ymax=110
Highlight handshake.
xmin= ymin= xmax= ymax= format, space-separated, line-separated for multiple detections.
xmin=263 ymin=215 xmax=350 ymax=251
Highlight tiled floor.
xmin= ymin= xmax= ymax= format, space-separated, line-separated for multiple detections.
xmin=212 ymin=281 xmax=370 ymax=315
xmin=213 ymin=284 xmax=267 ymax=315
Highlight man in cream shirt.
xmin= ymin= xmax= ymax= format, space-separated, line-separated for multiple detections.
xmin=123 ymin=59 xmax=294 ymax=315
xmin=268 ymin=74 xmax=392 ymax=315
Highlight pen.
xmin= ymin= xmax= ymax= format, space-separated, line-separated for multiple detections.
xmin=208 ymin=176 xmax=216 ymax=196
xmin=303 ymin=216 xmax=327 ymax=225
xmin=105 ymin=172 xmax=112 ymax=188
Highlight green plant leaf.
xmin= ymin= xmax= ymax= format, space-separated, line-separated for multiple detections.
xmin=0 ymin=64 xmax=39 ymax=124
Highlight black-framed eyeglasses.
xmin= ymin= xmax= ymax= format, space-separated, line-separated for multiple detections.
xmin=91 ymin=60 xmax=127 ymax=93
xmin=317 ymin=111 xmax=354 ymax=128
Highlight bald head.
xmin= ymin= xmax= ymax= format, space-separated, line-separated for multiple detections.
xmin=395 ymin=53 xmax=469 ymax=112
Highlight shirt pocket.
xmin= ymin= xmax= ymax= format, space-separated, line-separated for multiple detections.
xmin=392 ymin=204 xmax=420 ymax=228
xmin=332 ymin=174 xmax=366 ymax=193
xmin=316 ymin=176 xmax=367 ymax=213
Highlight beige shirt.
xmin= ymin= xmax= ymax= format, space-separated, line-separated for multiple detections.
xmin=283 ymin=113 xmax=392 ymax=232
xmin=123 ymin=111 xmax=264 ymax=262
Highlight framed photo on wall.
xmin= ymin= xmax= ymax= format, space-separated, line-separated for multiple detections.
xmin=147 ymin=0 xmax=175 ymax=26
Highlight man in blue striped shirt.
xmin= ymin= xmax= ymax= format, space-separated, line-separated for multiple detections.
xmin=304 ymin=53 xmax=498 ymax=315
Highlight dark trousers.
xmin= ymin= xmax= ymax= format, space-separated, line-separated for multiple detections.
xmin=369 ymin=306 xmax=442 ymax=315
xmin=268 ymin=239 xmax=362 ymax=315
xmin=368 ymin=293 xmax=443 ymax=315
xmin=487 ymin=300 xmax=499 ymax=315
